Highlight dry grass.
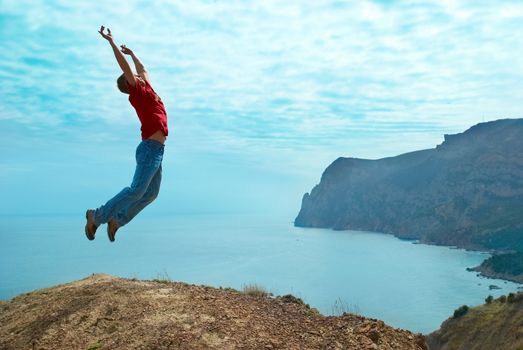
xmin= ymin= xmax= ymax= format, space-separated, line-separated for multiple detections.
xmin=152 ymin=271 xmax=172 ymax=284
xmin=241 ymin=284 xmax=270 ymax=297
xmin=331 ymin=297 xmax=360 ymax=316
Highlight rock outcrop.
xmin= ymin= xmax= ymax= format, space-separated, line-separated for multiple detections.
xmin=0 ymin=274 xmax=427 ymax=350
xmin=295 ymin=119 xmax=523 ymax=253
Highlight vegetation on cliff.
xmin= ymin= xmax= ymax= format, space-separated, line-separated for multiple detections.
xmin=427 ymin=291 xmax=523 ymax=350
xmin=472 ymin=252 xmax=523 ymax=283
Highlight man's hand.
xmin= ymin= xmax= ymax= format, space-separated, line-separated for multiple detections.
xmin=121 ymin=44 xmax=150 ymax=83
xmin=120 ymin=45 xmax=133 ymax=55
xmin=98 ymin=25 xmax=136 ymax=87
xmin=98 ymin=25 xmax=113 ymax=42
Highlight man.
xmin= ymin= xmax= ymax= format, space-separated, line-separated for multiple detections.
xmin=85 ymin=25 xmax=169 ymax=242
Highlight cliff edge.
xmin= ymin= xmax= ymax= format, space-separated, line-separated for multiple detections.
xmin=0 ymin=274 xmax=427 ymax=350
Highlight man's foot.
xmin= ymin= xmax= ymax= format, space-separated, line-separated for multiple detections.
xmin=85 ymin=209 xmax=98 ymax=240
xmin=107 ymin=218 xmax=120 ymax=242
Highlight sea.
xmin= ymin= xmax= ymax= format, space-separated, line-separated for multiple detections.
xmin=0 ymin=213 xmax=520 ymax=334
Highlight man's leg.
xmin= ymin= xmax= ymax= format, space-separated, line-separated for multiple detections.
xmin=115 ymin=164 xmax=162 ymax=227
xmin=93 ymin=141 xmax=163 ymax=227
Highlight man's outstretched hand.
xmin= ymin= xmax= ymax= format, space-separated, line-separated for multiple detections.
xmin=98 ymin=25 xmax=113 ymax=42
xmin=98 ymin=25 xmax=140 ymax=86
xmin=120 ymin=44 xmax=134 ymax=55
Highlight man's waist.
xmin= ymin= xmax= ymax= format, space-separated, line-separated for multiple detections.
xmin=146 ymin=130 xmax=167 ymax=144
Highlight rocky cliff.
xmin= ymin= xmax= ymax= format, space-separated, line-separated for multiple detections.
xmin=427 ymin=292 xmax=523 ymax=350
xmin=0 ymin=274 xmax=427 ymax=350
xmin=295 ymin=119 xmax=523 ymax=252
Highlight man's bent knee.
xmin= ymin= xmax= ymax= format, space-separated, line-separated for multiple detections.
xmin=126 ymin=186 xmax=148 ymax=200
xmin=143 ymin=191 xmax=159 ymax=204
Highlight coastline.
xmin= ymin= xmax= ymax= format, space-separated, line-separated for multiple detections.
xmin=468 ymin=264 xmax=523 ymax=285
xmin=411 ymin=237 xmax=522 ymax=285
xmin=389 ymin=232 xmax=523 ymax=285
xmin=298 ymin=221 xmax=523 ymax=285
xmin=410 ymin=235 xmax=522 ymax=285
xmin=331 ymin=227 xmax=523 ymax=286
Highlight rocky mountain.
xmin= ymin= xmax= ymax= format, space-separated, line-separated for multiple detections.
xmin=427 ymin=292 xmax=523 ymax=350
xmin=0 ymin=274 xmax=427 ymax=350
xmin=295 ymin=119 xmax=523 ymax=253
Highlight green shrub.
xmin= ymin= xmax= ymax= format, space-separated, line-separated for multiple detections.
xmin=507 ymin=293 xmax=515 ymax=303
xmin=498 ymin=295 xmax=507 ymax=303
xmin=278 ymin=294 xmax=305 ymax=305
xmin=453 ymin=305 xmax=469 ymax=318
xmin=87 ymin=342 xmax=103 ymax=350
xmin=485 ymin=295 xmax=493 ymax=304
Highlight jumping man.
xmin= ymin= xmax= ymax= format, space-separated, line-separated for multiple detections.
xmin=85 ymin=26 xmax=169 ymax=242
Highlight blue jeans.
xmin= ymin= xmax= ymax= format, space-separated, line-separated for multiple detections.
xmin=94 ymin=139 xmax=164 ymax=227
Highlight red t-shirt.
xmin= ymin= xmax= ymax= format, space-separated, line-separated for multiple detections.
xmin=127 ymin=79 xmax=169 ymax=140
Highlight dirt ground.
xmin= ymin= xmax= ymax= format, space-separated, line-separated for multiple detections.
xmin=0 ymin=274 xmax=427 ymax=350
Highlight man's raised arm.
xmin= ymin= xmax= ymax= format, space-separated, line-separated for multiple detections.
xmin=120 ymin=45 xmax=150 ymax=84
xmin=98 ymin=26 xmax=136 ymax=87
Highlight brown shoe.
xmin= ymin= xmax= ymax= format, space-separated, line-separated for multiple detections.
xmin=107 ymin=218 xmax=119 ymax=242
xmin=85 ymin=209 xmax=98 ymax=240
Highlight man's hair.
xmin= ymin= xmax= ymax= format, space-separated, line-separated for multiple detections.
xmin=117 ymin=74 xmax=130 ymax=94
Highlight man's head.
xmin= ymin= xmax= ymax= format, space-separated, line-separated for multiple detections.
xmin=117 ymin=74 xmax=145 ymax=94
xmin=117 ymin=74 xmax=130 ymax=94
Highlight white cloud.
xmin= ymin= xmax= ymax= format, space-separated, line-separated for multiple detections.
xmin=1 ymin=0 xmax=523 ymax=158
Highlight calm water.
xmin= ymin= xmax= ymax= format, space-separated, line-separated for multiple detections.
xmin=0 ymin=214 xmax=519 ymax=334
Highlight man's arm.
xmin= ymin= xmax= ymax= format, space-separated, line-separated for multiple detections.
xmin=120 ymin=45 xmax=150 ymax=83
xmin=98 ymin=26 xmax=136 ymax=87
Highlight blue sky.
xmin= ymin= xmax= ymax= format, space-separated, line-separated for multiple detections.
xmin=1 ymin=0 xmax=523 ymax=217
